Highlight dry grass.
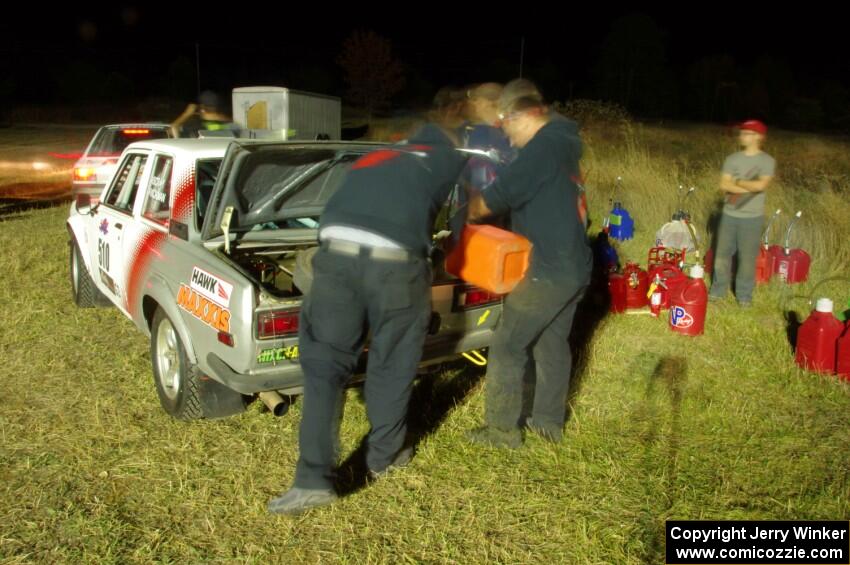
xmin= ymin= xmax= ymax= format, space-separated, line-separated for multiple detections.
xmin=0 ymin=122 xmax=848 ymax=563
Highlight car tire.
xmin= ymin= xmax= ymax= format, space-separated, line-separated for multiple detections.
xmin=69 ymin=239 xmax=109 ymax=308
xmin=150 ymin=308 xmax=247 ymax=420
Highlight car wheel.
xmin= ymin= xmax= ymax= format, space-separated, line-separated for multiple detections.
xmin=69 ymin=239 xmax=108 ymax=308
xmin=150 ymin=308 xmax=247 ymax=420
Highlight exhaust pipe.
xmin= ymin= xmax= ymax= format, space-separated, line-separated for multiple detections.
xmin=259 ymin=391 xmax=290 ymax=417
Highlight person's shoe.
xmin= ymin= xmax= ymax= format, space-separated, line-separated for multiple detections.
xmin=367 ymin=446 xmax=414 ymax=480
xmin=267 ymin=487 xmax=338 ymax=515
xmin=708 ymin=294 xmax=724 ymax=303
xmin=738 ymin=300 xmax=752 ymax=309
xmin=524 ymin=418 xmax=563 ymax=443
xmin=465 ymin=426 xmax=523 ymax=449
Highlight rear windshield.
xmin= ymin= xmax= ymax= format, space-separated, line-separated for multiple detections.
xmin=88 ymin=127 xmax=170 ymax=157
xmin=206 ymin=145 xmax=367 ymax=237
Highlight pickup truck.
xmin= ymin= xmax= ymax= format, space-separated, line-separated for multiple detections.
xmin=67 ymin=138 xmax=501 ymax=420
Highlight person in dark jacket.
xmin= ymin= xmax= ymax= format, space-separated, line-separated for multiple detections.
xmin=268 ymin=124 xmax=467 ymax=515
xmin=465 ymin=79 xmax=592 ymax=448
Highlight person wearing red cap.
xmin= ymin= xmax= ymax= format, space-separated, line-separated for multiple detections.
xmin=709 ymin=120 xmax=776 ymax=307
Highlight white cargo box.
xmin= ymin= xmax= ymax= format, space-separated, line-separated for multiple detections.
xmin=232 ymin=86 xmax=341 ymax=141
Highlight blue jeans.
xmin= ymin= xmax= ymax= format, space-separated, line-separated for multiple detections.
xmin=710 ymin=213 xmax=764 ymax=303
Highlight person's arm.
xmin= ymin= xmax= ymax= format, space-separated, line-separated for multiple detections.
xmin=170 ymin=103 xmax=198 ymax=137
xmin=720 ymin=173 xmax=749 ymax=194
xmin=736 ymin=176 xmax=773 ymax=192
xmin=467 ymin=192 xmax=493 ymax=223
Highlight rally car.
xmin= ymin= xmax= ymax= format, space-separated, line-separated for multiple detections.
xmin=72 ymin=124 xmax=173 ymax=200
xmin=67 ymin=138 xmax=501 ymax=420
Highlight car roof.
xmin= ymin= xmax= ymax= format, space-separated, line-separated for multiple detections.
xmin=99 ymin=123 xmax=172 ymax=130
xmin=124 ymin=138 xmax=385 ymax=157
xmin=122 ymin=138 xmax=232 ymax=157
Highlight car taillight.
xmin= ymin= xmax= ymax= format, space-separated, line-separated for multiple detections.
xmin=455 ymin=287 xmax=502 ymax=309
xmin=73 ymin=167 xmax=96 ymax=181
xmin=257 ymin=310 xmax=300 ymax=339
xmin=123 ymin=129 xmax=150 ymax=135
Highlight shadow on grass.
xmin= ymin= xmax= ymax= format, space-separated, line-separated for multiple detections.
xmin=636 ymin=355 xmax=688 ymax=564
xmin=785 ymin=310 xmax=802 ymax=350
xmin=562 ymin=250 xmax=621 ymax=417
xmin=335 ymin=361 xmax=485 ymax=497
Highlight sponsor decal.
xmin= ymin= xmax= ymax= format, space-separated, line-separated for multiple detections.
xmin=670 ymin=306 xmax=694 ymax=329
xmin=99 ymin=219 xmax=109 ymax=235
xmin=778 ymin=260 xmax=789 ymax=282
xmin=99 ymin=268 xmax=119 ymax=296
xmin=177 ymin=284 xmax=231 ymax=332
xmin=190 ymin=267 xmax=233 ymax=308
xmin=149 ymin=190 xmax=167 ymax=204
xmin=257 ymin=346 xmax=299 ymax=364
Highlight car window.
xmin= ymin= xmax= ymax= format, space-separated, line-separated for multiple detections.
xmin=141 ymin=155 xmax=173 ymax=226
xmin=103 ymin=154 xmax=148 ymax=213
xmin=195 ymin=158 xmax=223 ymax=228
xmin=88 ymin=128 xmax=169 ymax=157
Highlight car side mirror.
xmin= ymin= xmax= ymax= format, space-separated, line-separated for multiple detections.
xmin=75 ymin=193 xmax=92 ymax=215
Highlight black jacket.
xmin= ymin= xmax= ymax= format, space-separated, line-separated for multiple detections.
xmin=320 ymin=125 xmax=466 ymax=258
xmin=482 ymin=115 xmax=591 ymax=283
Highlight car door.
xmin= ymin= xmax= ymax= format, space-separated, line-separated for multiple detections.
xmin=90 ymin=151 xmax=150 ymax=311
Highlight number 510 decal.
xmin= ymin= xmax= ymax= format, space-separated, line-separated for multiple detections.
xmin=98 ymin=239 xmax=110 ymax=271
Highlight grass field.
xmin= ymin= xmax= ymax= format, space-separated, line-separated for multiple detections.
xmin=0 ymin=120 xmax=848 ymax=563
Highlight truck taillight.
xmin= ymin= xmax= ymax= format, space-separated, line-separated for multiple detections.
xmin=257 ymin=310 xmax=300 ymax=339
xmin=455 ymin=287 xmax=502 ymax=309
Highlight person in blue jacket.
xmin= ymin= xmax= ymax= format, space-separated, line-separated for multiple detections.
xmin=465 ymin=79 xmax=592 ymax=447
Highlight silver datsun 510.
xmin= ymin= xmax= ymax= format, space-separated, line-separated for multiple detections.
xmin=67 ymin=138 xmax=500 ymax=420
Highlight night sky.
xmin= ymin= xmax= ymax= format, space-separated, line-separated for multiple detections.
xmin=2 ymin=5 xmax=848 ymax=127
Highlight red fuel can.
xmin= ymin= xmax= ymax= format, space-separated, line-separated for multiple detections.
xmin=669 ymin=265 xmax=708 ymax=336
xmin=608 ymin=273 xmax=627 ymax=313
xmin=796 ymin=299 xmax=844 ymax=374
xmin=836 ymin=323 xmax=850 ymax=381
xmin=648 ymin=264 xmax=686 ymax=309
xmin=755 ymin=246 xmax=774 ymax=284
xmin=773 ymin=248 xmax=811 ymax=284
xmin=623 ymin=262 xmax=649 ymax=309
xmin=647 ymin=246 xmax=685 ymax=270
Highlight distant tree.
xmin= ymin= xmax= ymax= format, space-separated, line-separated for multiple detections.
xmin=593 ymin=13 xmax=678 ymax=117
xmin=750 ymin=56 xmax=795 ymax=121
xmin=337 ymin=30 xmax=406 ymax=120
xmin=687 ymin=55 xmax=740 ymax=122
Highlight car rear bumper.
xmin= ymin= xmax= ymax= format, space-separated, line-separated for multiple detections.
xmin=205 ymin=328 xmax=495 ymax=395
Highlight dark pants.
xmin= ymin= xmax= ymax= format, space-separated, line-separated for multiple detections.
xmin=294 ymin=247 xmax=431 ymax=490
xmin=484 ymin=276 xmax=586 ymax=432
xmin=710 ymin=213 xmax=764 ymax=303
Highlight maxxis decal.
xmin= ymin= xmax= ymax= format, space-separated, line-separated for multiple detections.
xmin=177 ymin=285 xmax=231 ymax=332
